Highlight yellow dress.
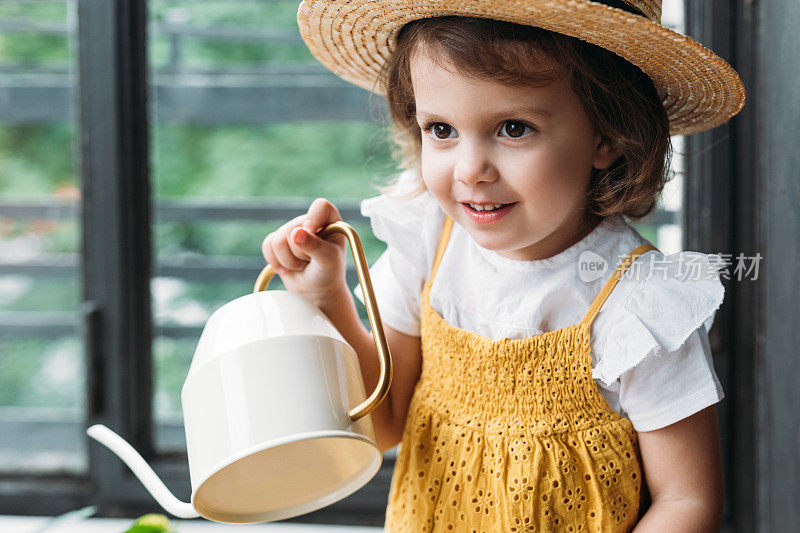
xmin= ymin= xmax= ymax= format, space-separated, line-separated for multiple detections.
xmin=384 ymin=216 xmax=658 ymax=532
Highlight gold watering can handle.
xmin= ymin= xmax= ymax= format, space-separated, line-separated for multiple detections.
xmin=253 ymin=221 xmax=393 ymax=423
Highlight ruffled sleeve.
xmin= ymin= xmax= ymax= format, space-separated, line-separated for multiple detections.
xmin=588 ymin=249 xmax=727 ymax=431
xmin=617 ymin=324 xmax=724 ymax=432
xmin=590 ymin=249 xmax=726 ymax=387
xmin=352 ymin=171 xmax=434 ymax=337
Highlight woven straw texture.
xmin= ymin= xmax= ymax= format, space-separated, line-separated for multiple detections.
xmin=298 ymin=0 xmax=746 ymax=136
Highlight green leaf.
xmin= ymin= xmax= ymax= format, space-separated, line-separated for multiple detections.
xmin=124 ymin=513 xmax=175 ymax=533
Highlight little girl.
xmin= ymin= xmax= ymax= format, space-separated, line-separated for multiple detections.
xmin=263 ymin=1 xmax=745 ymax=531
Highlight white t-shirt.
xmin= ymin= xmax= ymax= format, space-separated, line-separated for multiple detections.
xmin=353 ymin=173 xmax=725 ymax=432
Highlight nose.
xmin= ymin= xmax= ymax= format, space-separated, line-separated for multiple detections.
xmin=453 ymin=141 xmax=498 ymax=185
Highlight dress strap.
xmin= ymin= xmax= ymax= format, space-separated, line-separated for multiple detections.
xmin=580 ymin=243 xmax=659 ymax=329
xmin=431 ymin=216 xmax=454 ymax=280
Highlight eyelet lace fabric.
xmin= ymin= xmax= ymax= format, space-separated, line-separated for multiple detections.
xmin=384 ymin=217 xmax=656 ymax=532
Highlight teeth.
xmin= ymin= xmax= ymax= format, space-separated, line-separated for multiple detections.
xmin=468 ymin=203 xmax=505 ymax=211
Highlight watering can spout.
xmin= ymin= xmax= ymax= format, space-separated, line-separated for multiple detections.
xmin=86 ymin=424 xmax=200 ymax=519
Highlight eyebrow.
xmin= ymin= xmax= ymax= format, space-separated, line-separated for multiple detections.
xmin=415 ymin=105 xmax=554 ymax=123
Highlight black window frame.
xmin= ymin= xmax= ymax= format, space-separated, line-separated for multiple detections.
xmin=684 ymin=1 xmax=759 ymax=532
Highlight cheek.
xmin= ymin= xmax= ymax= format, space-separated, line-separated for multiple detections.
xmin=550 ymin=127 xmax=597 ymax=177
xmin=508 ymin=150 xmax=592 ymax=208
xmin=421 ymin=151 xmax=452 ymax=190
xmin=423 ymin=176 xmax=450 ymax=205
xmin=535 ymin=137 xmax=594 ymax=182
xmin=421 ymin=145 xmax=448 ymax=170
xmin=533 ymin=139 xmax=593 ymax=179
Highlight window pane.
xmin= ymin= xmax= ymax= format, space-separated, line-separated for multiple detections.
xmin=630 ymin=0 xmax=685 ymax=254
xmin=147 ymin=1 xmax=395 ymax=457
xmin=0 ymin=0 xmax=85 ymax=474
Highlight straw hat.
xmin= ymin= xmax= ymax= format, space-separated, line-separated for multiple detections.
xmin=297 ymin=0 xmax=746 ymax=136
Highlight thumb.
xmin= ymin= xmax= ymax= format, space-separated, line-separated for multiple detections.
xmin=290 ymin=226 xmax=341 ymax=268
xmin=303 ymin=198 xmax=342 ymax=234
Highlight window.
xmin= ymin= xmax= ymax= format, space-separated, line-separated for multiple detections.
xmin=0 ymin=0 xmax=86 ymax=477
xmin=146 ymin=1 xmax=396 ymax=524
xmin=146 ymin=1 xmax=395 ymax=457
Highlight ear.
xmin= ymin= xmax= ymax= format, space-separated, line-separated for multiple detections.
xmin=592 ymin=133 xmax=623 ymax=170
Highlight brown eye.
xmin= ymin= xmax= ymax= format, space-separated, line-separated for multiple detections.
xmin=500 ymin=121 xmax=532 ymax=138
xmin=432 ymin=123 xmax=455 ymax=139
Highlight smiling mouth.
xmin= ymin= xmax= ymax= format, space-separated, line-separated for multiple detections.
xmin=463 ymin=202 xmax=516 ymax=212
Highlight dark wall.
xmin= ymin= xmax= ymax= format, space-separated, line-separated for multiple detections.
xmin=756 ymin=0 xmax=800 ymax=530
xmin=685 ymin=1 xmax=799 ymax=531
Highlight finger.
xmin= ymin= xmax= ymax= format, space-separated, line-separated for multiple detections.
xmin=272 ymin=227 xmax=310 ymax=271
xmin=302 ymin=198 xmax=347 ymax=249
xmin=289 ymin=225 xmax=342 ymax=269
xmin=287 ymin=225 xmax=313 ymax=262
xmin=261 ymin=233 xmax=285 ymax=273
xmin=303 ymin=198 xmax=342 ymax=234
xmin=262 ymin=214 xmax=305 ymax=261
xmin=263 ymin=210 xmax=317 ymax=272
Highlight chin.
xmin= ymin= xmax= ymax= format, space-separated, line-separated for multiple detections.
xmin=468 ymin=231 xmax=512 ymax=252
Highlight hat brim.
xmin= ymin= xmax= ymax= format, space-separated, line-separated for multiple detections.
xmin=298 ymin=0 xmax=745 ymax=136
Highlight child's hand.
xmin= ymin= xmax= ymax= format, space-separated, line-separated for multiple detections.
xmin=261 ymin=198 xmax=348 ymax=307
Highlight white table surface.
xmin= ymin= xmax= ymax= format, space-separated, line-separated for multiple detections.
xmin=0 ymin=516 xmax=384 ymax=533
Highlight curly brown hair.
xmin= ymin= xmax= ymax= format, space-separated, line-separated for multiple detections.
xmin=374 ymin=16 xmax=673 ymax=221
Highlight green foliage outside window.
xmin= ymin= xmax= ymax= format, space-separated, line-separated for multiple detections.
xmin=0 ymin=1 xmax=397 ymax=422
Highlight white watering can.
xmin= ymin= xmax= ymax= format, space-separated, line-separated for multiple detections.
xmin=87 ymin=221 xmax=392 ymax=523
